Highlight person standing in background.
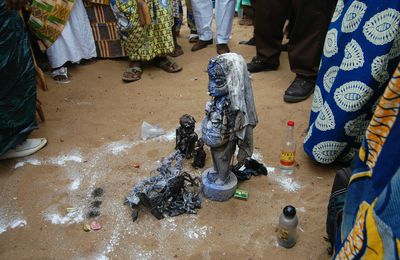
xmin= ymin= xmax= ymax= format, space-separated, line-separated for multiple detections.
xmin=115 ymin=0 xmax=182 ymax=82
xmin=190 ymin=0 xmax=235 ymax=54
xmin=247 ymin=0 xmax=337 ymax=103
xmin=0 ymin=0 xmax=47 ymax=160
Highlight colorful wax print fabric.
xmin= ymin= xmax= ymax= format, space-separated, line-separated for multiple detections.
xmin=115 ymin=0 xmax=174 ymax=61
xmin=28 ymin=0 xmax=75 ymax=48
xmin=303 ymin=0 xmax=400 ymax=164
xmin=334 ymin=63 xmax=400 ymax=259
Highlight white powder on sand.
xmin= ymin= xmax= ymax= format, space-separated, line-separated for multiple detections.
xmin=69 ymin=179 xmax=81 ymax=191
xmin=0 ymin=218 xmax=27 ymax=234
xmin=274 ymin=176 xmax=301 ymax=192
xmin=15 ymin=151 xmax=83 ymax=168
xmin=48 ymin=151 xmax=83 ymax=166
xmin=105 ymin=129 xmax=175 ymax=156
xmin=10 ymin=219 xmax=27 ymax=229
xmin=14 ymin=129 xmax=177 ymax=169
xmin=251 ymin=150 xmax=264 ymax=162
xmin=252 ymin=149 xmax=302 ymax=193
xmin=162 ymin=217 xmax=178 ymax=232
xmin=185 ymin=225 xmax=208 ymax=240
xmin=14 ymin=158 xmax=42 ymax=169
xmin=298 ymin=207 xmax=306 ymax=213
xmin=159 ymin=130 xmax=176 ymax=142
xmin=44 ymin=209 xmax=83 ymax=225
xmin=101 ymin=223 xmax=121 ymax=259
xmin=106 ymin=141 xmax=134 ymax=155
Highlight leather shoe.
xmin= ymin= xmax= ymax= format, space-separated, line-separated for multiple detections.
xmin=283 ymin=78 xmax=315 ymax=103
xmin=247 ymin=56 xmax=278 ymax=73
xmin=239 ymin=37 xmax=255 ymax=46
xmin=191 ymin=39 xmax=213 ymax=52
xmin=216 ymin=44 xmax=230 ymax=54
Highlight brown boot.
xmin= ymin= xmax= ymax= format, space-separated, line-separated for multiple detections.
xmin=191 ymin=39 xmax=213 ymax=52
xmin=216 ymin=44 xmax=230 ymax=54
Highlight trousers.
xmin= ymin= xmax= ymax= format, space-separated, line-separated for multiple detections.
xmin=255 ymin=0 xmax=336 ymax=79
xmin=191 ymin=0 xmax=235 ymax=44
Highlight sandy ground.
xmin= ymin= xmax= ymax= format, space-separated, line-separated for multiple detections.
xmin=0 ymin=18 xmax=338 ymax=259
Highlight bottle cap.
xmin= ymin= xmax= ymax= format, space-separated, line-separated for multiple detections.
xmin=283 ymin=205 xmax=296 ymax=218
xmin=287 ymin=121 xmax=295 ymax=127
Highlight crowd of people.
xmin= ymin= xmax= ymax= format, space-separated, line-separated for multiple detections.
xmin=1 ymin=0 xmax=400 ymax=258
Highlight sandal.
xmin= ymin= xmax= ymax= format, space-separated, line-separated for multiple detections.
xmin=122 ymin=67 xmax=143 ymax=82
xmin=51 ymin=67 xmax=70 ymax=84
xmin=156 ymin=58 xmax=182 ymax=73
xmin=169 ymin=46 xmax=184 ymax=57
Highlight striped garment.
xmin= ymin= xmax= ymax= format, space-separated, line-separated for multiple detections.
xmin=85 ymin=1 xmax=126 ymax=58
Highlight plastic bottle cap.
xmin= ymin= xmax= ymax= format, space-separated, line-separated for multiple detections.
xmin=287 ymin=121 xmax=295 ymax=127
xmin=283 ymin=205 xmax=296 ymax=218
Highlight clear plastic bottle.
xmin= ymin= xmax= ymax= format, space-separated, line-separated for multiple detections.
xmin=276 ymin=205 xmax=298 ymax=248
xmin=279 ymin=120 xmax=296 ymax=173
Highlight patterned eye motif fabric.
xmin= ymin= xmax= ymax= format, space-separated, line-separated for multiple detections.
xmin=304 ymin=0 xmax=400 ymax=164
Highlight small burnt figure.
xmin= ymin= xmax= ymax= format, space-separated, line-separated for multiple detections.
xmin=125 ymin=151 xmax=202 ymax=221
xmin=175 ymin=114 xmax=198 ymax=159
xmin=192 ymin=138 xmax=206 ymax=169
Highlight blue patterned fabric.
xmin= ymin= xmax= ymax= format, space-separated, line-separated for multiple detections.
xmin=303 ymin=0 xmax=400 ymax=164
xmin=333 ymin=62 xmax=400 ymax=258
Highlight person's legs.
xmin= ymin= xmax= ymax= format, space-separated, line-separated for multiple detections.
xmin=288 ymin=0 xmax=333 ymax=80
xmin=47 ymin=0 xmax=97 ymax=82
xmin=191 ymin=0 xmax=213 ymax=40
xmin=248 ymin=0 xmax=289 ymax=72
xmin=0 ymin=3 xmax=46 ymax=159
xmin=239 ymin=0 xmax=255 ymax=45
xmin=122 ymin=60 xmax=142 ymax=82
xmin=191 ymin=0 xmax=213 ymax=51
xmin=154 ymin=56 xmax=183 ymax=73
xmin=170 ymin=17 xmax=184 ymax=57
xmin=185 ymin=0 xmax=198 ymax=42
xmin=215 ymin=0 xmax=235 ymax=54
xmin=283 ymin=0 xmax=336 ymax=102
xmin=215 ymin=0 xmax=235 ymax=44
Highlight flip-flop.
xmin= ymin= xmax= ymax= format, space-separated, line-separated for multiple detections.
xmin=51 ymin=67 xmax=70 ymax=84
xmin=156 ymin=58 xmax=182 ymax=73
xmin=0 ymin=138 xmax=47 ymax=160
xmin=122 ymin=67 xmax=143 ymax=82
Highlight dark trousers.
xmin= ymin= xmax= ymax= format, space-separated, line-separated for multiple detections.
xmin=255 ymin=0 xmax=336 ymax=81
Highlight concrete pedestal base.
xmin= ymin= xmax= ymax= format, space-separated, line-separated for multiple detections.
xmin=201 ymin=168 xmax=237 ymax=202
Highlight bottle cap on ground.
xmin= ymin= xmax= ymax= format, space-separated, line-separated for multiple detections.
xmin=283 ymin=205 xmax=296 ymax=218
xmin=287 ymin=121 xmax=295 ymax=127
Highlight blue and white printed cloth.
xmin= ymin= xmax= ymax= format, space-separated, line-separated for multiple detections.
xmin=303 ymin=0 xmax=400 ymax=164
